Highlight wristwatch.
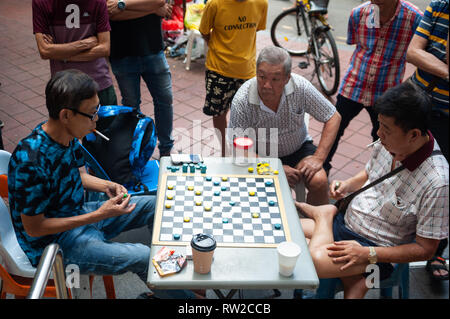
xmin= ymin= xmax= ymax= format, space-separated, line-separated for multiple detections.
xmin=368 ymin=246 xmax=377 ymax=264
xmin=117 ymin=0 xmax=126 ymax=10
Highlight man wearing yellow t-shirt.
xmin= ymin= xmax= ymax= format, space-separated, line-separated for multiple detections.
xmin=199 ymin=0 xmax=268 ymax=156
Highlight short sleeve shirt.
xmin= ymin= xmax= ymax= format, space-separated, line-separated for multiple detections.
xmin=199 ymin=0 xmax=268 ymax=79
xmin=411 ymin=0 xmax=449 ymax=113
xmin=229 ymin=73 xmax=336 ymax=157
xmin=8 ymin=123 xmax=86 ymax=266
xmin=344 ymin=136 xmax=449 ymax=247
xmin=339 ymin=0 xmax=422 ymax=106
xmin=32 ymin=0 xmax=112 ymax=90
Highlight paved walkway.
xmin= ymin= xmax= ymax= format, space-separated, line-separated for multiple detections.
xmin=0 ymin=0 xmax=447 ymax=299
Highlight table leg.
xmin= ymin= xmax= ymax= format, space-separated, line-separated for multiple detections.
xmin=213 ymin=289 xmax=239 ymax=299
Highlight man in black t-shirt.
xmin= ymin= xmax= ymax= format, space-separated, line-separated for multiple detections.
xmin=107 ymin=0 xmax=174 ymax=157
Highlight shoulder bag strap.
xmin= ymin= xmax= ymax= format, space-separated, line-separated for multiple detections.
xmin=335 ymin=150 xmax=443 ymax=210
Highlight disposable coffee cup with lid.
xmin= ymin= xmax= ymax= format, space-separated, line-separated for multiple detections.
xmin=190 ymin=233 xmax=217 ymax=274
xmin=191 ymin=233 xmax=216 ymax=252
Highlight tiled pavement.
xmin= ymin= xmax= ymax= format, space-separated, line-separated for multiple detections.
xmin=0 ymin=0 xmax=447 ymax=299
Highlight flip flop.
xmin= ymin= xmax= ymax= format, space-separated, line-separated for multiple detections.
xmin=426 ymin=256 xmax=449 ymax=281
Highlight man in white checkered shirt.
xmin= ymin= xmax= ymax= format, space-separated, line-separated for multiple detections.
xmin=228 ymin=46 xmax=341 ymax=205
xmin=297 ymin=81 xmax=449 ymax=298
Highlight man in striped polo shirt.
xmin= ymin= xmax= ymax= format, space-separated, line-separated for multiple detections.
xmin=323 ymin=0 xmax=423 ymax=174
xmin=406 ymin=0 xmax=449 ymax=282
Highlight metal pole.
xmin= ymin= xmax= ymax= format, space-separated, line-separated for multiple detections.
xmin=27 ymin=244 xmax=69 ymax=299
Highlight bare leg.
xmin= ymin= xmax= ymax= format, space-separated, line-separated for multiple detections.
xmin=304 ymin=169 xmax=329 ymax=205
xmin=341 ymin=275 xmax=370 ymax=299
xmin=295 ymin=202 xmax=337 ymax=250
xmin=295 ymin=202 xmax=368 ymax=279
xmin=212 ymin=110 xmax=228 ymax=157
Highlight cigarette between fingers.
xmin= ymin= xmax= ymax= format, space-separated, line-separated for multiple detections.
xmin=94 ymin=129 xmax=110 ymax=141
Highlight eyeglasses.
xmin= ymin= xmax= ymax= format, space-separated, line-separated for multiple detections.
xmin=66 ymin=104 xmax=100 ymax=121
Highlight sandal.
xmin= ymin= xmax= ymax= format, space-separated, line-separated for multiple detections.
xmin=426 ymin=256 xmax=449 ymax=281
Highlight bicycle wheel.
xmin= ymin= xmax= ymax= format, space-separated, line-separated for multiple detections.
xmin=271 ymin=7 xmax=311 ymax=56
xmin=313 ymin=29 xmax=340 ymax=96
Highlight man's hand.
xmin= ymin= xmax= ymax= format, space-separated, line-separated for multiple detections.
xmin=283 ymin=164 xmax=302 ymax=188
xmin=329 ymin=179 xmax=350 ymax=200
xmin=295 ymin=155 xmax=323 ymax=183
xmin=105 ymin=182 xmax=128 ymax=198
xmin=99 ymin=192 xmax=136 ymax=218
xmin=155 ymin=2 xmax=173 ymax=19
xmin=326 ymin=240 xmax=369 ymax=271
xmin=107 ymin=0 xmax=119 ymax=15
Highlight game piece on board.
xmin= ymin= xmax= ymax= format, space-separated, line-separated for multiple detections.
xmin=229 ymin=201 xmax=235 ymax=206
xmin=206 ymin=176 xmax=212 ymax=181
xmin=269 ymin=200 xmax=275 ymax=206
xmin=252 ymin=212 xmax=260 ymax=218
xmin=168 ymin=184 xmax=174 ymax=190
xmin=167 ymin=194 xmax=173 ymax=200
xmin=274 ymin=223 xmax=281 ymax=230
xmin=165 ymin=203 xmax=171 ymax=209
xmin=249 ymin=191 xmax=255 ymax=196
xmin=204 ymin=205 xmax=211 ymax=211
xmin=265 ymin=180 xmax=273 ymax=186
xmin=173 ymin=234 xmax=180 ymax=240
xmin=222 ymin=176 xmax=228 ymax=181
xmin=214 ymin=191 xmax=220 ymax=196
xmin=222 ymin=218 xmax=229 ymax=223
xmin=184 ymin=216 xmax=190 ymax=222
xmin=187 ymin=185 xmax=194 ymax=191
xmin=214 ymin=181 xmax=220 ymax=186
xmin=195 ymin=200 xmax=202 ymax=206
xmin=195 ymin=190 xmax=202 ymax=196
xmin=221 ymin=186 xmax=227 ymax=191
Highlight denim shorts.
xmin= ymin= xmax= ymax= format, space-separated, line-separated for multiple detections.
xmin=333 ymin=212 xmax=394 ymax=281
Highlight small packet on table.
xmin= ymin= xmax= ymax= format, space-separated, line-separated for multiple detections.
xmin=152 ymin=247 xmax=187 ymax=277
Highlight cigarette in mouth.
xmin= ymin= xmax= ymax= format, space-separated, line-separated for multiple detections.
xmin=366 ymin=139 xmax=380 ymax=148
xmin=94 ymin=129 xmax=110 ymax=141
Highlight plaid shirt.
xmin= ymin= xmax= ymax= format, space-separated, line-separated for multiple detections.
xmin=344 ymin=135 xmax=449 ymax=247
xmin=339 ymin=1 xmax=422 ymax=106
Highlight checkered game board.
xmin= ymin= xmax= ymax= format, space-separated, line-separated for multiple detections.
xmin=152 ymin=173 xmax=291 ymax=248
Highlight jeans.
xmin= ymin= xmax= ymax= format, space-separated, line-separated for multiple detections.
xmin=111 ymin=51 xmax=174 ymax=154
xmin=57 ymin=195 xmax=195 ymax=298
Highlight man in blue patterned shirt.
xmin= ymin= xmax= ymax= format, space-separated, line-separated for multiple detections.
xmin=8 ymin=70 xmax=195 ymax=298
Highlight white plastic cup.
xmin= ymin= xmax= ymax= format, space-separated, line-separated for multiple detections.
xmin=277 ymin=241 xmax=301 ymax=277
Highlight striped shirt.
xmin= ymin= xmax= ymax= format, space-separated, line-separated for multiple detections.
xmin=344 ymin=135 xmax=449 ymax=247
xmin=339 ymin=1 xmax=422 ymax=106
xmin=229 ymin=74 xmax=336 ymax=157
xmin=411 ymin=0 xmax=449 ymax=114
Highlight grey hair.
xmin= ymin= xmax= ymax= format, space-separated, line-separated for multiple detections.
xmin=256 ymin=46 xmax=292 ymax=77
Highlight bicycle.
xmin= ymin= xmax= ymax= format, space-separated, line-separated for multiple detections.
xmin=271 ymin=0 xmax=340 ymax=96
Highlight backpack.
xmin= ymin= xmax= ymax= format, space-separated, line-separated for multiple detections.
xmin=83 ymin=105 xmax=159 ymax=194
